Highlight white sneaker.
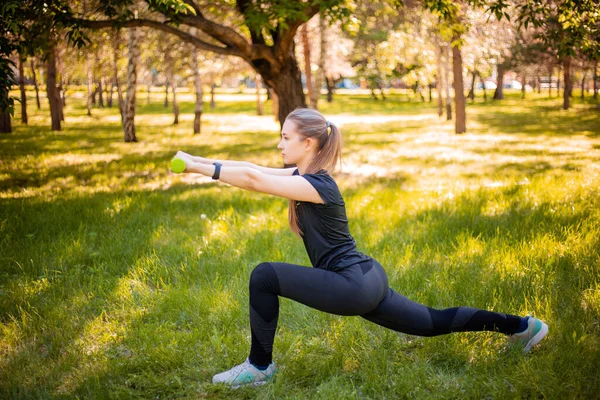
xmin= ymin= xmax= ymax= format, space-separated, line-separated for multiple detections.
xmin=510 ymin=316 xmax=549 ymax=352
xmin=212 ymin=358 xmax=277 ymax=388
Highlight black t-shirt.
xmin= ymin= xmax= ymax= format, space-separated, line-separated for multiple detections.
xmin=293 ymin=168 xmax=371 ymax=271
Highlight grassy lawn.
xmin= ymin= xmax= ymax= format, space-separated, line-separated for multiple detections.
xmin=1 ymin=90 xmax=599 ymax=399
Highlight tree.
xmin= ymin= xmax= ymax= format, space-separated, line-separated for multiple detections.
xmin=296 ymin=12 xmax=329 ymax=109
xmin=324 ymin=20 xmax=355 ymax=102
xmin=383 ymin=12 xmax=439 ymax=103
xmin=452 ymin=31 xmax=466 ymax=133
xmin=123 ymin=19 xmax=140 ymax=142
xmin=345 ymin=0 xmax=408 ymax=100
xmin=462 ymin=7 xmax=514 ymax=102
xmin=312 ymin=14 xmax=327 ymax=109
xmin=514 ymin=0 xmax=600 ymax=110
xmin=46 ymin=42 xmax=62 ymax=131
xmin=30 ymin=58 xmax=42 ymax=110
xmin=191 ymin=47 xmax=204 ymax=133
xmin=18 ymin=53 xmax=27 ymax=124
xmin=73 ymin=0 xmax=352 ymax=126
xmin=300 ymin=23 xmax=315 ymax=107
xmin=1 ymin=0 xmax=89 ymax=132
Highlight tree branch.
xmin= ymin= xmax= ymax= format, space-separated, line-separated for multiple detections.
xmin=180 ymin=13 xmax=253 ymax=57
xmin=274 ymin=4 xmax=320 ymax=61
xmin=77 ymin=18 xmax=242 ymax=57
xmin=181 ymin=0 xmax=202 ymax=17
xmin=236 ymin=0 xmax=266 ymax=45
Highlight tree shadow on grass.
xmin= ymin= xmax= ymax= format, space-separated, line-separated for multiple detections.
xmin=472 ymin=103 xmax=600 ymax=137
xmin=491 ymin=160 xmax=582 ymax=177
xmin=0 ymin=140 xmax=280 ymax=197
xmin=365 ymin=180 xmax=598 ymax=314
xmin=0 ymin=183 xmax=295 ymax=397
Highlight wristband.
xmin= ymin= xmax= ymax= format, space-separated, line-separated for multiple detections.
xmin=212 ymin=162 xmax=222 ymax=180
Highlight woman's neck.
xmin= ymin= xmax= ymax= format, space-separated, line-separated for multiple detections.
xmin=295 ymin=156 xmax=314 ymax=175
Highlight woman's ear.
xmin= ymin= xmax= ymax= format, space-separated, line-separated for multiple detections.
xmin=305 ymin=137 xmax=315 ymax=152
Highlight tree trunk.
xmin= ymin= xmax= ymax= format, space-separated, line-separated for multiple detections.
xmin=310 ymin=13 xmax=326 ymax=110
xmin=0 ymin=80 xmax=10 ymax=132
xmin=479 ymin=73 xmax=487 ymax=102
xmin=436 ymin=42 xmax=443 ymax=117
xmin=444 ymin=44 xmax=452 ymax=120
xmin=452 ymin=36 xmax=466 ymax=134
xmin=548 ymin=65 xmax=553 ymax=97
xmin=428 ymin=83 xmax=433 ymax=102
xmin=256 ymin=74 xmax=263 ymax=115
xmin=301 ymin=23 xmax=313 ymax=108
xmin=270 ymin=55 xmax=306 ymax=122
xmin=113 ymin=31 xmax=124 ymax=123
xmin=494 ymin=64 xmax=504 ymax=100
xmin=108 ymin=83 xmax=114 ymax=107
xmin=164 ymin=82 xmax=169 ymax=108
xmin=563 ymin=56 xmax=571 ymax=110
xmin=593 ymin=60 xmax=598 ymax=100
xmin=269 ymin=88 xmax=279 ymax=122
xmin=124 ymin=24 xmax=140 ymax=142
xmin=30 ymin=58 xmax=41 ymax=110
xmin=46 ymin=47 xmax=61 ymax=131
xmin=98 ymin=77 xmax=104 ymax=108
xmin=0 ymin=111 xmax=10 ymax=133
xmin=19 ymin=54 xmax=28 ymax=124
xmin=172 ymin=74 xmax=179 ymax=125
xmin=370 ymin=84 xmax=379 ymax=100
xmin=147 ymin=83 xmax=151 ymax=104
xmin=57 ymin=81 xmax=65 ymax=121
xmin=54 ymin=48 xmax=65 ymax=122
xmin=192 ymin=47 xmax=203 ymax=134
xmin=376 ymin=78 xmax=386 ymax=100
xmin=87 ymin=52 xmax=93 ymax=116
xmin=521 ymin=73 xmax=526 ymax=99
xmin=61 ymin=81 xmax=67 ymax=107
xmin=210 ymin=83 xmax=216 ymax=108
xmin=467 ymin=70 xmax=476 ymax=101
xmin=557 ymin=63 xmax=562 ymax=98
xmin=325 ymin=76 xmax=334 ymax=103
xmin=581 ymin=72 xmax=586 ymax=99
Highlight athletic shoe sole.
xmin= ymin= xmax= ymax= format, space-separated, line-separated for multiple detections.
xmin=231 ymin=380 xmax=270 ymax=389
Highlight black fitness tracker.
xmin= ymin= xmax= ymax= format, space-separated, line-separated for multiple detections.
xmin=212 ymin=162 xmax=222 ymax=180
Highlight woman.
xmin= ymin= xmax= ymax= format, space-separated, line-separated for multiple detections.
xmin=172 ymin=108 xmax=548 ymax=388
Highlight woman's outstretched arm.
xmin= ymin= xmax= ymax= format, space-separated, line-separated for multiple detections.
xmin=175 ymin=151 xmax=295 ymax=176
xmin=180 ymin=159 xmax=323 ymax=204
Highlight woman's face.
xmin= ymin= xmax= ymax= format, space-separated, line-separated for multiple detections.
xmin=278 ymin=119 xmax=310 ymax=165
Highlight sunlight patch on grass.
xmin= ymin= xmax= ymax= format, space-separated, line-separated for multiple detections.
xmin=340 ymin=122 xmax=600 ymax=193
xmin=489 ymin=247 xmax=527 ymax=280
xmin=74 ymin=308 xmax=129 ymax=357
xmin=330 ymin=112 xmax=439 ymax=128
xmin=208 ymin=289 xmax=239 ymax=317
xmin=43 ymin=153 xmax=121 ymax=168
xmin=581 ymin=285 xmax=600 ymax=315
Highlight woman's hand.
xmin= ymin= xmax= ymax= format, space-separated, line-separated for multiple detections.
xmin=174 ymin=151 xmax=194 ymax=163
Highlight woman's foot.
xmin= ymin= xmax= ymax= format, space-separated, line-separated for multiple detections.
xmin=511 ymin=316 xmax=549 ymax=352
xmin=212 ymin=358 xmax=277 ymax=388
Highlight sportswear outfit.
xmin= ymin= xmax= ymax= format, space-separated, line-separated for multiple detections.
xmin=214 ymin=169 xmax=548 ymax=386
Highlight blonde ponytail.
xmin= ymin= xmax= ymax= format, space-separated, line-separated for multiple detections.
xmin=285 ymin=108 xmax=343 ymax=237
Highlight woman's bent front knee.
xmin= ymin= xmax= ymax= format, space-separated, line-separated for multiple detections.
xmin=249 ymin=262 xmax=281 ymax=295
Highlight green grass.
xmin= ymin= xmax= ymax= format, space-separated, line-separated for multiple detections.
xmin=1 ymin=90 xmax=600 ymax=399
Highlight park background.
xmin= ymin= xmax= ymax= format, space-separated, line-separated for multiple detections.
xmin=2 ymin=0 xmax=600 ymax=399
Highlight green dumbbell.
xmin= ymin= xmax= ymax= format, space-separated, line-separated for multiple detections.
xmin=171 ymin=158 xmax=187 ymax=173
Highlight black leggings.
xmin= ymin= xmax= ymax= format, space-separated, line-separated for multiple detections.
xmin=248 ymin=258 xmax=523 ymax=367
